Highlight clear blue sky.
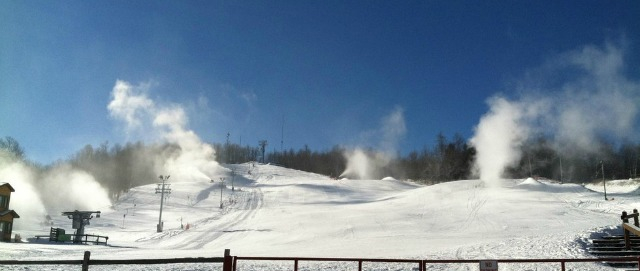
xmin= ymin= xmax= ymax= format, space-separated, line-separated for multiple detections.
xmin=1 ymin=1 xmax=639 ymax=164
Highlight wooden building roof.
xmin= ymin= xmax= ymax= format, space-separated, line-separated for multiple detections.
xmin=0 ymin=183 xmax=15 ymax=192
xmin=0 ymin=210 xmax=20 ymax=218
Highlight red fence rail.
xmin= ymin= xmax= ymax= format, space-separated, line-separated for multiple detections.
xmin=232 ymin=255 xmax=640 ymax=271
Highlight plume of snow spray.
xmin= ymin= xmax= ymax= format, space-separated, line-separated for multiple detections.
xmin=469 ymin=97 xmax=531 ymax=183
xmin=0 ymin=79 xmax=224 ymax=230
xmin=0 ymin=152 xmax=111 ymax=230
xmin=108 ymin=80 xmax=222 ymax=182
xmin=41 ymin=164 xmax=112 ymax=210
xmin=471 ymin=40 xmax=639 ymax=185
xmin=342 ymin=149 xmax=375 ymax=180
xmin=341 ymin=107 xmax=406 ymax=179
xmin=0 ymin=157 xmax=45 ymax=229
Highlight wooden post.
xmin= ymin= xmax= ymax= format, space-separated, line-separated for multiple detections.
xmin=223 ymin=249 xmax=232 ymax=271
xmin=294 ymin=259 xmax=298 ymax=271
xmin=561 ymin=261 xmax=565 ymax=271
xmin=623 ymin=211 xmax=631 ymax=250
xmin=634 ymin=209 xmax=639 ymax=227
xmin=358 ymin=260 xmax=362 ymax=271
xmin=82 ymin=251 xmax=91 ymax=271
xmin=623 ymin=211 xmax=629 ymax=223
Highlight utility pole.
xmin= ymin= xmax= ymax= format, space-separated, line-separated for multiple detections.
xmin=601 ymin=161 xmax=607 ymax=201
xmin=219 ymin=177 xmax=225 ymax=209
xmin=231 ymin=170 xmax=235 ymax=191
xmin=259 ymin=140 xmax=268 ymax=163
xmin=226 ymin=132 xmax=230 ymax=164
xmin=559 ymin=155 xmax=563 ymax=184
xmin=633 ymin=153 xmax=638 ymax=179
xmin=156 ymin=175 xmax=171 ymax=232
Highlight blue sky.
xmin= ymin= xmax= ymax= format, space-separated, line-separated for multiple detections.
xmin=1 ymin=1 xmax=639 ymax=164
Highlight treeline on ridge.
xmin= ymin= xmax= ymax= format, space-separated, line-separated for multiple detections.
xmin=213 ymin=133 xmax=475 ymax=182
xmin=0 ymin=138 xmax=181 ymax=201
xmin=214 ymin=134 xmax=640 ymax=184
xmin=2 ymin=134 xmax=640 ymax=202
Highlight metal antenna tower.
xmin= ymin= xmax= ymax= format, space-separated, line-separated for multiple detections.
xmin=226 ymin=132 xmax=230 ymax=163
xmin=156 ymin=175 xmax=171 ymax=232
xmin=259 ymin=140 xmax=268 ymax=163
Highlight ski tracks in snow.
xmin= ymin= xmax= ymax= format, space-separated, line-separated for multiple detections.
xmin=461 ymin=183 xmax=492 ymax=232
xmin=153 ymin=187 xmax=265 ymax=250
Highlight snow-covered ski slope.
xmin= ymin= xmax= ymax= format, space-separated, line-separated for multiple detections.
xmin=2 ymin=163 xmax=639 ymax=270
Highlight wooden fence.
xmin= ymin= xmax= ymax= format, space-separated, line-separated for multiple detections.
xmin=2 ymin=249 xmax=640 ymax=270
xmin=0 ymin=249 xmax=231 ymax=271
xmin=48 ymin=227 xmax=109 ymax=245
xmin=622 ymin=209 xmax=640 ymax=249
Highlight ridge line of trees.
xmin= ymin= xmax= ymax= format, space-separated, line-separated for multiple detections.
xmin=213 ymin=133 xmax=475 ymax=182
xmin=215 ymin=134 xmax=640 ymax=183
xmin=2 ymin=133 xmax=640 ymax=201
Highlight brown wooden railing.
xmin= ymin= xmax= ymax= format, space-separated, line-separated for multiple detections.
xmin=2 ymin=249 xmax=639 ymax=270
xmin=622 ymin=209 xmax=640 ymax=249
xmin=0 ymin=249 xmax=230 ymax=271
xmin=48 ymin=227 xmax=109 ymax=245
xmin=232 ymin=255 xmax=640 ymax=271
xmin=620 ymin=209 xmax=640 ymax=250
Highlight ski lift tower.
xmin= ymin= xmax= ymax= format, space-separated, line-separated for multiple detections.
xmin=156 ymin=175 xmax=171 ymax=232
xmin=61 ymin=210 xmax=101 ymax=244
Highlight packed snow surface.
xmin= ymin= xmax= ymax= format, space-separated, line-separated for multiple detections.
xmin=1 ymin=163 xmax=639 ymax=270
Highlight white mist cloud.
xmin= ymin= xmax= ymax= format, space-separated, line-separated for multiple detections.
xmin=0 ymin=153 xmax=111 ymax=230
xmin=552 ymin=42 xmax=639 ymax=152
xmin=108 ymin=80 xmax=155 ymax=132
xmin=0 ymin=79 xmax=223 ymax=231
xmin=471 ymin=40 xmax=640 ymax=183
xmin=108 ymin=80 xmax=222 ymax=182
xmin=470 ymin=97 xmax=528 ymax=182
xmin=342 ymin=149 xmax=373 ymax=180
xmin=40 ymin=164 xmax=111 ymax=211
xmin=380 ymin=107 xmax=407 ymax=156
xmin=241 ymin=91 xmax=258 ymax=105
xmin=0 ymin=158 xmax=46 ymax=230
xmin=341 ymin=107 xmax=406 ymax=180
